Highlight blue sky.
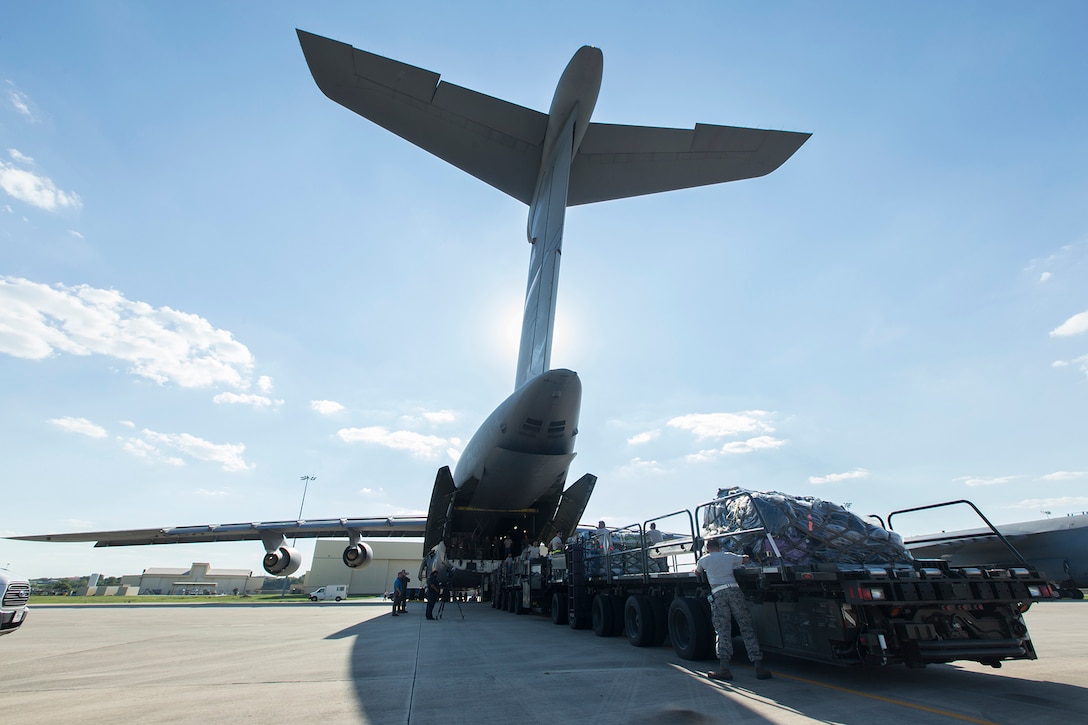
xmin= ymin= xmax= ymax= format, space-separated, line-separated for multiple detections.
xmin=3 ymin=3 xmax=1087 ymax=579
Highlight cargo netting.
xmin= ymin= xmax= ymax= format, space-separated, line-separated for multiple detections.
xmin=702 ymin=487 xmax=913 ymax=565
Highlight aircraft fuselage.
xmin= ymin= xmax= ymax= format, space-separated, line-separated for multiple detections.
xmin=453 ymin=369 xmax=580 ymax=511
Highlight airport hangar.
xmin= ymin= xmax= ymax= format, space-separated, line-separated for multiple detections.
xmin=102 ymin=540 xmax=423 ymax=597
xmin=305 ymin=539 xmax=425 ymax=595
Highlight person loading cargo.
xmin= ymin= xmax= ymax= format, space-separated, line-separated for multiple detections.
xmin=694 ymin=537 xmax=772 ymax=681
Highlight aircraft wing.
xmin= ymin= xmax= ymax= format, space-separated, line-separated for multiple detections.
xmin=568 ymin=122 xmax=811 ymax=205
xmin=297 ymin=29 xmax=547 ymax=205
xmin=9 ymin=516 xmax=427 ymax=547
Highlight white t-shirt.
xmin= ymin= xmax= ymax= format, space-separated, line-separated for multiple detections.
xmin=694 ymin=551 xmax=744 ymax=589
xmin=596 ymin=526 xmax=610 ymax=549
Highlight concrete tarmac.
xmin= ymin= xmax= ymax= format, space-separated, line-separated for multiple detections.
xmin=2 ymin=598 xmax=1085 ymax=724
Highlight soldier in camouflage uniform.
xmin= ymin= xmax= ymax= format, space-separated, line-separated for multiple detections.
xmin=694 ymin=537 xmax=771 ymax=680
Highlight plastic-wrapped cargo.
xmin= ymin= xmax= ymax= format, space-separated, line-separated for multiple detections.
xmin=702 ymin=487 xmax=913 ymax=565
xmin=574 ymin=529 xmax=649 ymax=577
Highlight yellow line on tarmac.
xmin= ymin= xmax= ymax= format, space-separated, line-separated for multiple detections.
xmin=772 ymin=670 xmax=999 ymax=725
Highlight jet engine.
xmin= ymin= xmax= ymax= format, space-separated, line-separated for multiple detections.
xmin=342 ymin=542 xmax=374 ymax=569
xmin=263 ymin=545 xmax=302 ymax=577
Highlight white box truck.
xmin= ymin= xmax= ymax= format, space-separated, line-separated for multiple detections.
xmin=309 ymin=584 xmax=348 ymax=601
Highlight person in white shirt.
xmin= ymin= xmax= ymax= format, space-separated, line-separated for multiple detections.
xmin=595 ymin=521 xmax=610 ymax=548
xmin=693 ymin=537 xmax=771 ymax=681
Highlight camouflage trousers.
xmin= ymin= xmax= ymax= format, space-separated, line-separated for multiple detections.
xmin=710 ymin=586 xmax=763 ymax=664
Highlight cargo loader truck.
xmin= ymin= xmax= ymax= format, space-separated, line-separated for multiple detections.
xmin=490 ymin=488 xmax=1055 ymax=669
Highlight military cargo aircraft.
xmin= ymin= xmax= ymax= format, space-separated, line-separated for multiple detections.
xmin=11 ymin=31 xmax=808 ymax=583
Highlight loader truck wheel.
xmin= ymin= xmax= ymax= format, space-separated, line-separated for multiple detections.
xmin=624 ymin=595 xmax=656 ymax=647
xmin=592 ymin=593 xmax=618 ymax=637
xmin=669 ymin=596 xmax=713 ymax=660
xmin=551 ymin=592 xmax=568 ymax=625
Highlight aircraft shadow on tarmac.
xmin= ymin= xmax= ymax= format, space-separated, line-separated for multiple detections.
xmin=324 ymin=605 xmax=1088 ymax=724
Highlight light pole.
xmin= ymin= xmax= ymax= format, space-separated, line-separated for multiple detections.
xmin=298 ymin=475 xmax=317 ymax=522
xmin=281 ymin=475 xmax=317 ymax=597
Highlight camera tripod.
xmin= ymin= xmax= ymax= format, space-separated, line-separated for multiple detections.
xmin=436 ymin=592 xmax=464 ymax=620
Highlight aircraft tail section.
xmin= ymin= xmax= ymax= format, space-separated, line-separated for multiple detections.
xmin=297 ymin=30 xmax=810 ymax=228
xmin=515 ymin=109 xmax=576 ymax=389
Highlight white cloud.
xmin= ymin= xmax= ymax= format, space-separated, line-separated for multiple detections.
xmin=63 ymin=519 xmax=95 ymax=531
xmin=6 ymin=87 xmax=34 ymax=119
xmin=0 ymin=277 xmax=257 ymax=389
xmin=257 ymin=376 xmax=273 ymax=393
xmin=1037 ymin=471 xmax=1088 ymax=481
xmin=422 ymin=409 xmax=456 ymax=424
xmin=809 ymin=468 xmax=870 ymax=485
xmin=8 ymin=149 xmax=33 ymax=164
xmin=118 ymin=436 xmax=187 ymax=468
xmin=311 ymin=399 xmax=345 ymax=415
xmin=0 ymin=159 xmax=82 ymax=211
xmin=120 ymin=437 xmax=157 ymax=458
xmin=620 ymin=457 xmax=664 ymax=474
xmin=687 ymin=435 xmax=786 ymax=462
xmin=48 ymin=416 xmax=107 ymax=438
xmin=193 ymin=488 xmax=228 ymax=497
xmin=668 ymin=411 xmax=775 ymax=439
xmin=213 ymin=392 xmax=282 ymax=408
xmin=1010 ymin=496 xmax=1088 ymax=511
xmin=1039 ymin=272 xmax=1051 ymax=283
xmin=720 ymin=435 xmax=786 ymax=454
xmin=400 ymin=409 xmax=459 ymax=427
xmin=336 ymin=426 xmax=454 ymax=459
xmin=627 ymin=430 xmax=660 ymax=445
xmin=957 ymin=475 xmax=1018 ymax=487
xmin=139 ymin=429 xmax=254 ymax=472
xmin=1050 ymin=310 xmax=1088 ymax=337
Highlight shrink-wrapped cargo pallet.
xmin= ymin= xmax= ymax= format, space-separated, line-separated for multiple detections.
xmin=574 ymin=529 xmax=650 ymax=577
xmin=702 ymin=487 xmax=913 ymax=565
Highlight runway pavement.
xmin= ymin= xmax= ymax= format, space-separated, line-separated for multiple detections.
xmin=2 ymin=598 xmax=1085 ymax=724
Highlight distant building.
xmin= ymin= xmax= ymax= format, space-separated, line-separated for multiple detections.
xmin=121 ymin=563 xmax=263 ymax=595
xmin=306 ymin=539 xmax=423 ymax=596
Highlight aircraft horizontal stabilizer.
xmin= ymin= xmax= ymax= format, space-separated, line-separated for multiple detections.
xmin=298 ymin=29 xmax=546 ymax=205
xmin=569 ymin=122 xmax=810 ymax=205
